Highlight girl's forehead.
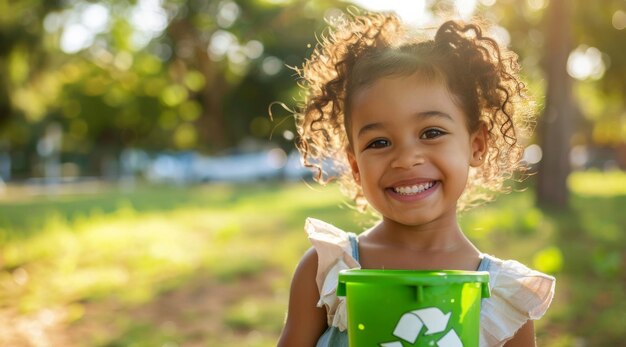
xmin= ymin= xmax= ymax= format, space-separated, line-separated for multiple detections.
xmin=349 ymin=74 xmax=461 ymax=122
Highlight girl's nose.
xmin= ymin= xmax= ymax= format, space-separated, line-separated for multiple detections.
xmin=390 ymin=144 xmax=425 ymax=169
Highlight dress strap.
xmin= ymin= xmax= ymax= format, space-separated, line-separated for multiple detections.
xmin=348 ymin=232 xmax=360 ymax=262
xmin=477 ymin=254 xmax=492 ymax=271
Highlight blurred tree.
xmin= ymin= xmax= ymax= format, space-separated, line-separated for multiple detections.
xmin=0 ymin=0 xmax=62 ymax=125
xmin=162 ymin=0 xmax=345 ymax=151
xmin=0 ymin=0 xmax=346 ymax=177
xmin=488 ymin=0 xmax=626 ymax=208
xmin=1 ymin=0 xmax=623 ymax=180
xmin=536 ymin=0 xmax=574 ymax=208
xmin=0 ymin=0 xmax=64 ymax=176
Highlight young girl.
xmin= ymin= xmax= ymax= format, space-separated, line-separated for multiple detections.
xmin=277 ymin=11 xmax=555 ymax=347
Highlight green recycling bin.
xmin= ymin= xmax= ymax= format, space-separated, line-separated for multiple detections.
xmin=337 ymin=269 xmax=490 ymax=347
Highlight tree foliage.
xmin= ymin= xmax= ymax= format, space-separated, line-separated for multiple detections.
xmin=0 ymin=0 xmax=624 ymax=179
xmin=0 ymin=0 xmax=345 ymax=177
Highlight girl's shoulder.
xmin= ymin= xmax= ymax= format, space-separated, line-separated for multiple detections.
xmin=305 ymin=218 xmax=361 ymax=267
xmin=479 ymin=253 xmax=556 ymax=345
xmin=305 ymin=217 xmax=361 ymax=288
xmin=305 ymin=218 xmax=361 ymax=331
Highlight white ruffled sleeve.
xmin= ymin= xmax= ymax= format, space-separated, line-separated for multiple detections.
xmin=480 ymin=255 xmax=556 ymax=347
xmin=305 ymin=218 xmax=360 ymax=330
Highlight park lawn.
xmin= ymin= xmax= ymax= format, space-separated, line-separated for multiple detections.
xmin=0 ymin=170 xmax=624 ymax=346
xmin=0 ymin=182 xmax=363 ymax=346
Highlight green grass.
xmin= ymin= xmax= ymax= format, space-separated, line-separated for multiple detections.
xmin=0 ymin=171 xmax=624 ymax=346
xmin=0 ymin=182 xmax=362 ymax=346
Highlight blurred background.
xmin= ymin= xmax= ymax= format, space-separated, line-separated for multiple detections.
xmin=0 ymin=0 xmax=624 ymax=346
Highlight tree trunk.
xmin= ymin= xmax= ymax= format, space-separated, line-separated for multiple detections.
xmin=167 ymin=18 xmax=230 ymax=152
xmin=197 ymin=49 xmax=229 ymax=151
xmin=536 ymin=0 xmax=574 ymax=209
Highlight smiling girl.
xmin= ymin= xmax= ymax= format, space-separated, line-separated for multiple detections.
xmin=277 ymin=11 xmax=555 ymax=347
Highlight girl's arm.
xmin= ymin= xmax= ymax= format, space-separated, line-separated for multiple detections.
xmin=277 ymin=247 xmax=328 ymax=347
xmin=503 ymin=320 xmax=536 ymax=347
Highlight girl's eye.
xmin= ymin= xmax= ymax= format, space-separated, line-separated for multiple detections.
xmin=421 ymin=128 xmax=447 ymax=139
xmin=366 ymin=139 xmax=390 ymax=149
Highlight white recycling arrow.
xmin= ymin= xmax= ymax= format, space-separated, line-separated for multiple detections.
xmin=392 ymin=311 xmax=423 ymax=343
xmin=379 ymin=307 xmax=463 ymax=347
xmin=437 ymin=329 xmax=463 ymax=347
xmin=412 ymin=307 xmax=451 ymax=335
xmin=392 ymin=307 xmax=451 ymax=342
xmin=379 ymin=342 xmax=403 ymax=347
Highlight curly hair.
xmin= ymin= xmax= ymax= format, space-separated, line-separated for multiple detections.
xmin=291 ymin=11 xmax=534 ymax=211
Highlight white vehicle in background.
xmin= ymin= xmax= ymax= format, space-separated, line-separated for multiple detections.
xmin=143 ymin=148 xmax=314 ymax=184
xmin=283 ymin=150 xmax=314 ymax=181
xmin=191 ymin=148 xmax=288 ymax=183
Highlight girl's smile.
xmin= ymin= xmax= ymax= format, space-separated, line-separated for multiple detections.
xmin=387 ymin=179 xmax=439 ymax=201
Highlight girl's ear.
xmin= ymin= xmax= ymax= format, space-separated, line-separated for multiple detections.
xmin=470 ymin=122 xmax=489 ymax=167
xmin=346 ymin=149 xmax=361 ymax=185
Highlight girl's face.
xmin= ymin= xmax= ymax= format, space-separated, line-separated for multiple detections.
xmin=347 ymin=73 xmax=487 ymax=228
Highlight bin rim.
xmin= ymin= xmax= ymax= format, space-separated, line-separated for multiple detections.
xmin=338 ymin=269 xmax=490 ymax=286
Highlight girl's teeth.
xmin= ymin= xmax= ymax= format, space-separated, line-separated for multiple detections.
xmin=394 ymin=182 xmax=435 ymax=195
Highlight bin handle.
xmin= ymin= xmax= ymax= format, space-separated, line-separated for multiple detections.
xmin=481 ymin=282 xmax=491 ymax=299
xmin=414 ymin=285 xmax=424 ymax=302
xmin=337 ymin=281 xmax=346 ymax=297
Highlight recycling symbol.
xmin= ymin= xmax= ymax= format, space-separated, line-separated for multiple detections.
xmin=379 ymin=307 xmax=463 ymax=347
